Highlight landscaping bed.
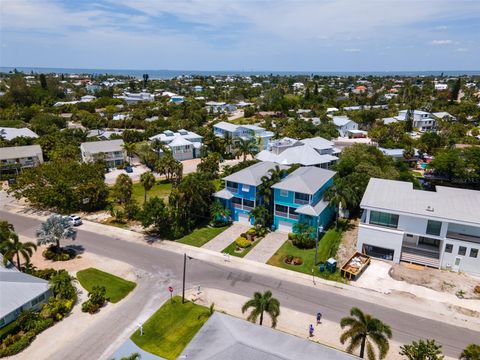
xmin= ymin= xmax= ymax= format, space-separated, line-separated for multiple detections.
xmin=177 ymin=225 xmax=229 ymax=247
xmin=222 ymin=227 xmax=266 ymax=258
xmin=76 ymin=268 xmax=136 ymax=303
xmin=130 ymin=296 xmax=210 ymax=360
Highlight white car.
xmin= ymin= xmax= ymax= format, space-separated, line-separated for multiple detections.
xmin=68 ymin=215 xmax=82 ymax=226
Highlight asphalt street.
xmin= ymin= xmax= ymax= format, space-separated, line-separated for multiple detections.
xmin=1 ymin=210 xmax=478 ymax=358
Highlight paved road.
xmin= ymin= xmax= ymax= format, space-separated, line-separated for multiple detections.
xmin=2 ymin=210 xmax=479 ymax=358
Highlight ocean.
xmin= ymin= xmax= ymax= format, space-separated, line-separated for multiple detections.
xmin=1 ymin=67 xmax=479 ymax=79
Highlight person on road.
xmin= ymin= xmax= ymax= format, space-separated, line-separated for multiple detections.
xmin=316 ymin=312 xmax=322 ymax=325
xmin=309 ymin=324 xmax=314 ymax=337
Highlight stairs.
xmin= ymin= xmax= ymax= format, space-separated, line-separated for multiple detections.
xmin=401 ymin=246 xmax=440 ymax=268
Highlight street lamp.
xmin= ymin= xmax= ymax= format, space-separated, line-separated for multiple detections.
xmin=314 ymin=225 xmax=324 ymax=267
xmin=182 ymin=253 xmax=193 ymax=304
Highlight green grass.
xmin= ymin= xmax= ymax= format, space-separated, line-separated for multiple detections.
xmin=131 ymin=180 xmax=172 ymax=204
xmin=267 ymin=228 xmax=346 ymax=283
xmin=130 ymin=296 xmax=210 ymax=360
xmin=411 ymin=170 xmax=423 ymax=177
xmin=177 ymin=225 xmax=229 ymax=247
xmin=76 ymin=268 xmax=137 ymax=303
xmin=222 ymin=237 xmax=263 ymax=258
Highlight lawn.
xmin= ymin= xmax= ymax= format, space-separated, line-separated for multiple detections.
xmin=131 ymin=179 xmax=172 ymax=204
xmin=222 ymin=237 xmax=263 ymax=258
xmin=130 ymin=296 xmax=210 ymax=359
xmin=76 ymin=268 xmax=137 ymax=303
xmin=177 ymin=225 xmax=229 ymax=247
xmin=267 ymin=228 xmax=346 ymax=283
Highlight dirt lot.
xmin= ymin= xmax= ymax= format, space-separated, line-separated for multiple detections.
xmin=390 ymin=263 xmax=480 ymax=299
xmin=336 ymin=219 xmax=358 ymax=265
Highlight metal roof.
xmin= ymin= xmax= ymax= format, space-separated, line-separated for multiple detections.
xmin=213 ymin=189 xmax=234 ymax=200
xmin=256 ymin=145 xmax=338 ymax=167
xmin=223 ymin=161 xmax=289 ymax=186
xmin=180 ymin=312 xmax=357 ymax=360
xmin=272 ymin=167 xmax=335 ymax=195
xmin=0 ymin=127 xmax=39 ymax=140
xmin=0 ymin=145 xmax=42 ymax=160
xmin=80 ymin=139 xmax=124 ymax=154
xmin=361 ymin=178 xmax=480 ymax=226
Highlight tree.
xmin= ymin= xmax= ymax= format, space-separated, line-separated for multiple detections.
xmin=324 ymin=178 xmax=359 ymax=225
xmin=460 ymin=344 xmax=480 ymax=360
xmin=405 ymin=108 xmax=414 ymax=133
xmin=122 ymin=142 xmax=136 ymax=164
xmin=249 ymin=205 xmax=270 ymax=227
xmin=241 ymin=290 xmax=280 ymax=328
xmin=0 ymin=221 xmax=15 ymax=243
xmin=140 ymin=171 xmax=155 ymax=204
xmin=399 ymin=339 xmax=444 ymax=360
xmin=257 ymin=165 xmax=288 ymax=226
xmin=36 ymin=215 xmax=77 ymax=252
xmin=210 ymin=200 xmax=231 ymax=223
xmin=1 ymin=232 xmax=37 ymax=270
xmin=235 ymin=138 xmax=258 ymax=162
xmin=340 ymin=307 xmax=392 ymax=359
xmin=197 ymin=153 xmax=221 ymax=179
xmin=39 ymin=74 xmax=48 ymax=90
xmin=140 ymin=197 xmax=170 ymax=237
xmin=113 ymin=174 xmax=133 ymax=204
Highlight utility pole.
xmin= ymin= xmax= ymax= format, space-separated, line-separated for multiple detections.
xmin=182 ymin=253 xmax=187 ymax=304
xmin=314 ymin=225 xmax=324 ymax=267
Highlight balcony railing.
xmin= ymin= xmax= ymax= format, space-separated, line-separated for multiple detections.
xmin=447 ymin=231 xmax=480 ymax=245
xmin=233 ymin=203 xmax=242 ymax=209
xmin=275 ymin=211 xmax=289 ymax=218
xmin=294 ymin=198 xmax=309 ymax=205
xmin=243 ymin=205 xmax=254 ymax=211
xmin=289 ymin=213 xmax=299 ymax=220
xmin=226 ymin=187 xmax=238 ymax=193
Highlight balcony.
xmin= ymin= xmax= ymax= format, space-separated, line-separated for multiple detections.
xmin=447 ymin=231 xmax=480 ymax=245
xmin=275 ymin=211 xmax=289 ymax=218
xmin=226 ymin=187 xmax=238 ymax=194
xmin=289 ymin=213 xmax=299 ymax=220
xmin=401 ymin=244 xmax=440 ymax=268
xmin=243 ymin=205 xmax=254 ymax=211
xmin=294 ymin=198 xmax=309 ymax=205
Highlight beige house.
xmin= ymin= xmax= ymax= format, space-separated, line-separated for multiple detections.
xmin=80 ymin=139 xmax=126 ymax=168
xmin=0 ymin=145 xmax=43 ymax=175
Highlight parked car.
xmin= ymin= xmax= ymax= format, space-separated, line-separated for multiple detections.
xmin=125 ymin=165 xmax=133 ymax=173
xmin=68 ymin=215 xmax=82 ymax=226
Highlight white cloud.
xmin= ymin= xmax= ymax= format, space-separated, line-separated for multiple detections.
xmin=434 ymin=25 xmax=449 ymax=30
xmin=430 ymin=39 xmax=453 ymax=45
xmin=344 ymin=48 xmax=361 ymax=52
xmin=456 ymin=48 xmax=468 ymax=52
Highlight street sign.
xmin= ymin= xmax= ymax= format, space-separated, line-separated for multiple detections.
xmin=168 ymin=286 xmax=173 ymax=293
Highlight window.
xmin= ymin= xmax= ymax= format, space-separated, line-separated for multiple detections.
xmin=0 ymin=318 xmax=4 ymax=327
xmin=458 ymin=246 xmax=467 ymax=256
xmin=243 ymin=199 xmax=255 ymax=208
xmin=242 ymin=184 xmax=250 ymax=192
xmin=445 ymin=244 xmax=453 ymax=253
xmin=226 ymin=181 xmax=238 ymax=190
xmin=369 ymin=211 xmax=399 ymax=228
xmin=232 ymin=197 xmax=242 ymax=205
xmin=31 ymin=293 xmax=45 ymax=306
xmin=275 ymin=204 xmax=288 ymax=215
xmin=426 ymin=220 xmax=442 ymax=236
xmin=280 ymin=189 xmax=288 ymax=197
xmin=294 ymin=193 xmax=309 ymax=203
xmin=470 ymin=248 xmax=478 ymax=258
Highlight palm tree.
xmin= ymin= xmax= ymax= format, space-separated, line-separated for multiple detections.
xmin=140 ymin=171 xmax=155 ymax=204
xmin=235 ymin=138 xmax=258 ymax=162
xmin=460 ymin=344 xmax=480 ymax=360
xmin=120 ymin=354 xmax=141 ymax=360
xmin=122 ymin=142 xmax=136 ymax=164
xmin=340 ymin=307 xmax=392 ymax=360
xmin=210 ymin=200 xmax=231 ymax=223
xmin=324 ymin=180 xmax=359 ymax=228
xmin=1 ymin=232 xmax=37 ymax=271
xmin=249 ymin=205 xmax=269 ymax=227
xmin=241 ymin=290 xmax=280 ymax=328
xmin=36 ymin=215 xmax=77 ymax=252
xmin=399 ymin=339 xmax=444 ymax=360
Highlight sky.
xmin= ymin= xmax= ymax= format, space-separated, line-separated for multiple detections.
xmin=0 ymin=0 xmax=479 ymax=72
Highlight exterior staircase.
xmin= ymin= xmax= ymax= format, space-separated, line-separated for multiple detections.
xmin=401 ymin=246 xmax=440 ymax=268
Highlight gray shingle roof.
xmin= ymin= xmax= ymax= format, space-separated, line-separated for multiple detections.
xmin=361 ymin=178 xmax=480 ymax=226
xmin=0 ymin=145 xmax=42 ymax=160
xmin=80 ymin=139 xmax=124 ymax=154
xmin=223 ymin=162 xmax=289 ymax=186
xmin=272 ymin=167 xmax=335 ymax=195
xmin=180 ymin=312 xmax=357 ymax=360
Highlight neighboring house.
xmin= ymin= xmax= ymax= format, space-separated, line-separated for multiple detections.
xmin=431 ymin=111 xmax=457 ymax=121
xmin=205 ymin=102 xmax=237 ymax=113
xmin=213 ymin=121 xmax=274 ymax=151
xmin=435 ymin=83 xmax=448 ymax=91
xmin=193 ymin=85 xmax=203 ymax=92
xmin=256 ymin=137 xmax=339 ymax=169
xmin=149 ymin=129 xmax=203 ymax=161
xmin=272 ymin=166 xmax=336 ymax=233
xmin=331 ymin=116 xmax=358 ymax=137
xmin=170 ymin=95 xmax=185 ymax=104
xmin=378 ymin=147 xmax=419 ymax=161
xmin=0 ymin=145 xmax=44 ymax=175
xmin=213 ymin=162 xmax=289 ymax=224
xmin=0 ymin=256 xmax=52 ymax=328
xmin=80 ymin=95 xmax=96 ymax=102
xmin=179 ymin=312 xmax=356 ymax=360
xmin=382 ymin=110 xmax=437 ymax=132
xmin=357 ymin=178 xmax=480 ymax=275
xmin=0 ymin=127 xmax=39 ymax=141
xmin=80 ymin=139 xmax=126 ymax=168
xmin=86 ymin=129 xmax=123 ymax=140
xmin=115 ymin=92 xmax=154 ymax=104
xmin=292 ymin=82 xmax=304 ymax=91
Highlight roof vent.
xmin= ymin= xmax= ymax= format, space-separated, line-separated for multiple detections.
xmin=426 ymin=205 xmax=434 ymax=212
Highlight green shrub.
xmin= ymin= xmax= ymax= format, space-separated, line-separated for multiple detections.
xmin=0 ymin=331 xmax=35 ymax=357
xmin=82 ymin=286 xmax=107 ymax=314
xmin=40 ymin=298 xmax=74 ymax=321
xmin=292 ymin=235 xmax=316 ymax=249
xmin=42 ymin=246 xmax=76 ymax=261
xmin=32 ymin=318 xmax=54 ymax=333
xmin=247 ymin=228 xmax=256 ymax=235
xmin=287 ymin=232 xmax=295 ymax=240
xmin=235 ymin=237 xmax=251 ymax=248
xmin=240 ymin=232 xmax=247 ymax=238
xmin=256 ymin=227 xmax=267 ymax=238
xmin=28 ymin=268 xmax=57 ymax=280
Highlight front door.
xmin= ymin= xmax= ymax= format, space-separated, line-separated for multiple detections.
xmin=452 ymin=257 xmax=461 ymax=272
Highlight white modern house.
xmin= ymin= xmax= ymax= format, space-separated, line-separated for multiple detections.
xmin=205 ymin=101 xmax=237 ymax=113
xmin=213 ymin=121 xmax=274 ymax=151
xmin=149 ymin=129 xmax=203 ymax=161
xmin=80 ymin=139 xmax=126 ymax=168
xmin=0 ymin=145 xmax=44 ymax=175
xmin=357 ymin=178 xmax=480 ymax=275
xmin=382 ymin=110 xmax=439 ymax=132
xmin=256 ymin=137 xmax=340 ymax=169
xmin=331 ymin=116 xmax=358 ymax=137
xmin=115 ymin=92 xmax=154 ymax=104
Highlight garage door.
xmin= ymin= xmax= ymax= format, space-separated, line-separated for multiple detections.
xmin=363 ymin=244 xmax=394 ymax=261
xmin=277 ymin=220 xmax=293 ymax=233
xmin=238 ymin=213 xmax=250 ymax=224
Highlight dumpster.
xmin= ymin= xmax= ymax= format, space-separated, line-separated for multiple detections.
xmin=326 ymin=258 xmax=337 ymax=273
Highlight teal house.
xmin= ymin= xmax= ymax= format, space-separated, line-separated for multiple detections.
xmin=271 ymin=167 xmax=336 ymax=233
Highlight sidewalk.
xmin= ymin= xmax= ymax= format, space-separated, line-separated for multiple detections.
xmin=201 ymin=222 xmax=249 ymax=252
xmin=244 ymin=230 xmax=287 ymax=263
xmin=4 ymin=203 xmax=480 ymax=333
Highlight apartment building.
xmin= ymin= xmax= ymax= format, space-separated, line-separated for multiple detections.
xmin=80 ymin=139 xmax=126 ymax=168
xmin=0 ymin=145 xmax=44 ymax=175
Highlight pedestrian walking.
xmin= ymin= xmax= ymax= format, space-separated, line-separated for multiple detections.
xmin=309 ymin=324 xmax=314 ymax=337
xmin=316 ymin=312 xmax=322 ymax=325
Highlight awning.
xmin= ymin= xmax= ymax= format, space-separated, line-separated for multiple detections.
xmin=213 ymin=189 xmax=234 ymax=200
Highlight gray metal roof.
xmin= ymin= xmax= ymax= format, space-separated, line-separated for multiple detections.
xmin=0 ymin=127 xmax=39 ymax=140
xmin=0 ymin=258 xmax=50 ymax=319
xmin=272 ymin=167 xmax=335 ymax=195
xmin=223 ymin=162 xmax=289 ymax=186
xmin=180 ymin=312 xmax=357 ymax=360
xmin=300 ymin=137 xmax=334 ymax=150
xmin=80 ymin=139 xmax=124 ymax=154
xmin=256 ymin=145 xmax=338 ymax=167
xmin=296 ymin=199 xmax=329 ymax=216
xmin=0 ymin=145 xmax=42 ymax=160
xmin=361 ymin=178 xmax=480 ymax=226
xmin=213 ymin=189 xmax=234 ymax=200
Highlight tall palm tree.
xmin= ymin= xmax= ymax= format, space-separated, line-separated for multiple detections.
xmin=241 ymin=290 xmax=280 ymax=328
xmin=1 ymin=232 xmax=37 ymax=271
xmin=36 ymin=215 xmax=77 ymax=252
xmin=235 ymin=138 xmax=258 ymax=162
xmin=140 ymin=171 xmax=155 ymax=204
xmin=210 ymin=200 xmax=231 ymax=222
xmin=460 ymin=344 xmax=480 ymax=360
xmin=324 ymin=179 xmax=358 ymax=228
xmin=122 ymin=142 xmax=136 ymax=164
xmin=340 ymin=307 xmax=392 ymax=360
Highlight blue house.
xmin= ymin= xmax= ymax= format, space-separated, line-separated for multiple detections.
xmin=271 ymin=167 xmax=336 ymax=233
xmin=213 ymin=162 xmax=289 ymax=224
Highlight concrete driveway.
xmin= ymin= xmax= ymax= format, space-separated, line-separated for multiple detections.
xmin=202 ymin=223 xmax=250 ymax=252
xmin=244 ymin=231 xmax=287 ymax=263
